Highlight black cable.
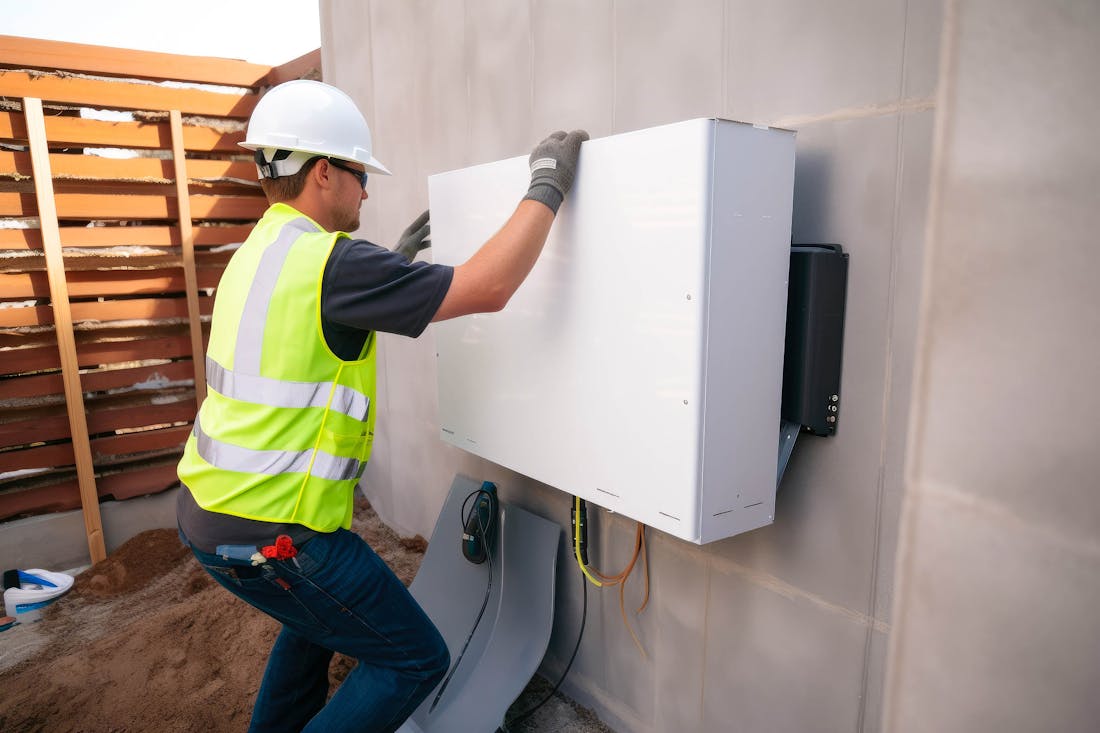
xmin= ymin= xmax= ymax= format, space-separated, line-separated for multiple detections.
xmin=428 ymin=488 xmax=495 ymax=714
xmin=500 ymin=569 xmax=588 ymax=732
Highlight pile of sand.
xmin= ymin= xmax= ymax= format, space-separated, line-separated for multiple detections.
xmin=0 ymin=495 xmax=424 ymax=732
xmin=0 ymin=495 xmax=611 ymax=732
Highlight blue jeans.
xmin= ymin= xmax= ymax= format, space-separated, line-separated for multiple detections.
xmin=181 ymin=527 xmax=449 ymax=733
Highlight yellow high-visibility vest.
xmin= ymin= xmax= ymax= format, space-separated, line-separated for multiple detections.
xmin=177 ymin=203 xmax=376 ymax=532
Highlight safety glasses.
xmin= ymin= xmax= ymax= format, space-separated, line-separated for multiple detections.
xmin=326 ymin=158 xmax=369 ymax=189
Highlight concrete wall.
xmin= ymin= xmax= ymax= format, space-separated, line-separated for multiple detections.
xmin=884 ymin=2 xmax=1100 ymax=731
xmin=0 ymin=489 xmax=179 ymax=573
xmin=321 ymin=1 xmax=940 ymax=730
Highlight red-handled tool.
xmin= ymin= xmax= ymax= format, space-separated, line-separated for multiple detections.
xmin=260 ymin=535 xmax=297 ymax=560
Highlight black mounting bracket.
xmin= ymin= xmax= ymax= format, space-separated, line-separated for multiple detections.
xmin=776 ymin=243 xmax=850 ymax=484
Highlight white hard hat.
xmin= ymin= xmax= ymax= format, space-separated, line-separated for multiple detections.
xmin=240 ymin=79 xmax=391 ymax=178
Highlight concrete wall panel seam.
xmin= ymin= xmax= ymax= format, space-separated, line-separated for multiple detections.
xmin=858 ymin=91 xmax=912 ymax=733
xmin=883 ymin=0 xmax=960 ymax=726
xmin=898 ymin=0 xmax=912 ymax=102
xmin=463 ymin=0 xmax=471 ymax=168
xmin=598 ymin=505 xmax=895 ymax=628
xmin=700 ymin=558 xmax=711 ymax=720
xmin=771 ymin=97 xmax=935 ymax=130
xmin=611 ymin=0 xmax=618 ymax=132
xmin=365 ymin=0 xmax=393 ymax=508
xmin=708 ymin=554 xmax=892 ymax=634
xmin=528 ymin=0 xmax=535 ymax=140
xmin=721 ymin=0 xmax=729 ymax=116
xmin=920 ymin=479 xmax=1100 ymax=561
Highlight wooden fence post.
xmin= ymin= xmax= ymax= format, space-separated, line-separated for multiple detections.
xmin=23 ymin=97 xmax=107 ymax=564
xmin=169 ymin=110 xmax=207 ymax=407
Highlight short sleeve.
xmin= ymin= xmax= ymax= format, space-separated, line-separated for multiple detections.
xmin=321 ymin=238 xmax=453 ymax=340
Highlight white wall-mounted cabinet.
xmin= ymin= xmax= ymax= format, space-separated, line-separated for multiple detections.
xmin=428 ymin=118 xmax=796 ymax=544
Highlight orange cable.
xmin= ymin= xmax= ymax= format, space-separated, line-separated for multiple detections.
xmin=586 ymin=520 xmax=650 ymax=658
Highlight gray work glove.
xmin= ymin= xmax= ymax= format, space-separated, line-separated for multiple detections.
xmin=522 ymin=129 xmax=589 ymax=214
xmin=393 ymin=209 xmax=431 ymax=262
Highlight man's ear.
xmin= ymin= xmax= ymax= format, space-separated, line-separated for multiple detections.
xmin=311 ymin=158 xmax=335 ymax=190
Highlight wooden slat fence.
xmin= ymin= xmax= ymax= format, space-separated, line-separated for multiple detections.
xmin=0 ymin=36 xmax=321 ymax=559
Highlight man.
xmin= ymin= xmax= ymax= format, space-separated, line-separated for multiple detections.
xmin=175 ymin=79 xmax=587 ymax=733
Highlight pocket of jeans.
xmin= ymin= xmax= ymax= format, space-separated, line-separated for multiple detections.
xmin=284 ymin=536 xmax=327 ymax=577
xmin=267 ymin=576 xmax=333 ymax=636
xmin=217 ymin=566 xmax=333 ymax=637
xmin=203 ymin=564 xmax=249 ymax=586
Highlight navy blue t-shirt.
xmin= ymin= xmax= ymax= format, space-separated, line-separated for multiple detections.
xmin=321 ymin=237 xmax=453 ymax=358
xmin=177 ymin=238 xmax=453 ymax=552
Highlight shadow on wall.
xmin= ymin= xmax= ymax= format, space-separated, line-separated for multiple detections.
xmin=792 ymin=148 xmax=831 ymax=240
xmin=771 ymin=147 xmax=834 ymax=521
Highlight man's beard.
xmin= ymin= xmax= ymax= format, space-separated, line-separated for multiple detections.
xmin=335 ymin=205 xmax=361 ymax=233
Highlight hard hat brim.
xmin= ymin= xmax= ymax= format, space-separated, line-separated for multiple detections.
xmin=239 ymin=140 xmax=391 ymax=177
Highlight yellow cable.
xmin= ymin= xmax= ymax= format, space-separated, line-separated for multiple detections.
xmin=574 ymin=496 xmax=603 ymax=587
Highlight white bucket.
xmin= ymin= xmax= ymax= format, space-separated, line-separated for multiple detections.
xmin=2 ymin=569 xmax=75 ymax=623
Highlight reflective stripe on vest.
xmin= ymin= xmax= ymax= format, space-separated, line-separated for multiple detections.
xmin=192 ymin=415 xmax=364 ymax=482
xmin=234 ymin=216 xmax=318 ymax=374
xmin=205 ymin=356 xmax=370 ymax=423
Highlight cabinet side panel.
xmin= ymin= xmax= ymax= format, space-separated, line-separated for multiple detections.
xmin=699 ymin=123 xmax=796 ymax=543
